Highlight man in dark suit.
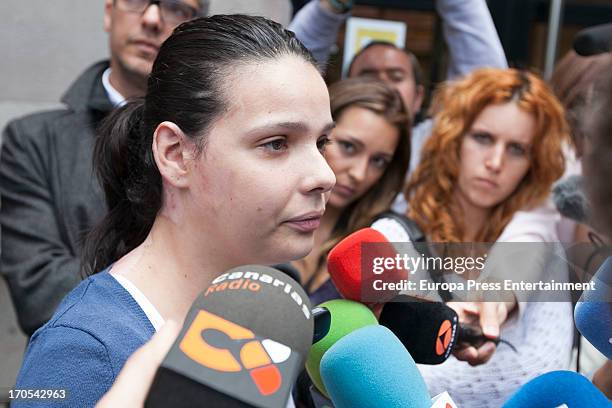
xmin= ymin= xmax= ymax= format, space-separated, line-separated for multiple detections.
xmin=0 ymin=0 xmax=205 ymax=335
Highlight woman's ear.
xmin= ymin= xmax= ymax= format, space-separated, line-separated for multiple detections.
xmin=152 ymin=121 xmax=192 ymax=188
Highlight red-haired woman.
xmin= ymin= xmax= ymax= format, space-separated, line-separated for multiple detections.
xmin=404 ymin=68 xmax=574 ymax=407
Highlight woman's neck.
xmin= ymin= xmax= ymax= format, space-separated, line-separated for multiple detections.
xmin=110 ymin=215 xmax=227 ymax=325
xmin=453 ymin=191 xmax=490 ymax=242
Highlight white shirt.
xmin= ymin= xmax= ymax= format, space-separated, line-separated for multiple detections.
xmin=102 ymin=68 xmax=127 ymax=107
xmin=110 ymin=272 xmax=165 ymax=331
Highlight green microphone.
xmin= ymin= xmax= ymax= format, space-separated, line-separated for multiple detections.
xmin=306 ymin=299 xmax=378 ymax=397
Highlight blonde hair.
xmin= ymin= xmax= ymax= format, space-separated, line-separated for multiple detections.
xmin=306 ymin=77 xmax=411 ymax=291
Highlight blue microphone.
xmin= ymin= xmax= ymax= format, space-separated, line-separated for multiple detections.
xmin=574 ymin=256 xmax=612 ymax=359
xmin=319 ymin=325 xmax=431 ymax=408
xmin=502 ymin=370 xmax=610 ymax=407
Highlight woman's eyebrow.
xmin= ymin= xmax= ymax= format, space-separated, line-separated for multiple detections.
xmin=335 ymin=135 xmax=365 ymax=149
xmin=246 ymin=121 xmax=335 ymax=137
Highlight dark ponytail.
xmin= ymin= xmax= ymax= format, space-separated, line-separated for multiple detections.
xmin=82 ymin=15 xmax=317 ymax=274
xmin=82 ymin=100 xmax=162 ymax=274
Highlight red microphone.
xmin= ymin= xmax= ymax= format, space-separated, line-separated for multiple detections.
xmin=327 ymin=228 xmax=408 ymax=304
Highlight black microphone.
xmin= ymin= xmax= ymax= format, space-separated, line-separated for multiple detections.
xmin=574 ymin=22 xmax=612 ymax=56
xmin=379 ymin=296 xmax=516 ymax=364
xmin=145 ymin=265 xmax=313 ymax=408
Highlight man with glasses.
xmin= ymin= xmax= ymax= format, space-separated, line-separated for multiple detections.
xmin=0 ymin=0 xmax=206 ymax=336
xmin=1 ymin=0 xmax=346 ymax=337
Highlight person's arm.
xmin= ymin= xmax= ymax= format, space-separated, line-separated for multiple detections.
xmin=0 ymin=118 xmax=81 ymax=335
xmin=12 ymin=326 xmax=114 ymax=407
xmin=449 ymin=205 xmax=564 ymax=365
xmin=288 ymin=0 xmax=351 ymax=68
xmin=437 ymin=0 xmax=508 ymax=80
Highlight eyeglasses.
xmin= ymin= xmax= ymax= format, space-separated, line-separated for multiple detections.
xmin=115 ymin=0 xmax=200 ymax=24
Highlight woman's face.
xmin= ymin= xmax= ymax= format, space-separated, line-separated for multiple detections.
xmin=325 ymin=106 xmax=400 ymax=209
xmin=186 ymin=56 xmax=336 ymax=265
xmin=456 ymin=101 xmax=535 ymax=212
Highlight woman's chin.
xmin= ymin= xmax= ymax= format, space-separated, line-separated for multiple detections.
xmin=279 ymin=237 xmax=315 ymax=263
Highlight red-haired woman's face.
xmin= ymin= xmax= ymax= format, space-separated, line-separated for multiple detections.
xmin=456 ymin=102 xmax=535 ymax=213
xmin=325 ymin=106 xmax=400 ymax=209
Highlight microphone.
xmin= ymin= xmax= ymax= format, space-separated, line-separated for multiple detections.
xmin=327 ymin=227 xmax=408 ymax=303
xmin=574 ymin=256 xmax=612 ymax=359
xmin=273 ymin=263 xmax=302 ymax=285
xmin=379 ymin=296 xmax=517 ymax=364
xmin=574 ymin=22 xmax=612 ymax=56
xmin=371 ymin=211 xmax=449 ymax=302
xmin=502 ymin=370 xmax=610 ymax=407
xmin=305 ymin=299 xmax=378 ymax=398
xmin=145 ymin=265 xmax=313 ymax=408
xmin=319 ymin=325 xmax=432 ymax=408
xmin=552 ymin=175 xmax=590 ymax=224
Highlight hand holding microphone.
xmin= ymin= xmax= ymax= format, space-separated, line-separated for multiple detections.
xmin=379 ymin=296 xmax=517 ymax=366
xmin=446 ymin=300 xmax=515 ymax=365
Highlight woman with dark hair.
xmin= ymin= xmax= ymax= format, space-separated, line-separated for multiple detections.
xmin=403 ymin=68 xmax=575 ymax=407
xmin=13 ymin=15 xmax=335 ymax=407
xmin=293 ymin=77 xmax=411 ymax=302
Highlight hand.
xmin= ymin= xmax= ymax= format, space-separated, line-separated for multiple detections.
xmin=96 ymin=320 xmax=180 ymax=407
xmin=447 ymin=301 xmax=514 ymax=366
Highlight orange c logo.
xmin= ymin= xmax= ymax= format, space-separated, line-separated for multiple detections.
xmin=435 ymin=320 xmax=453 ymax=356
xmin=179 ymin=310 xmax=291 ymax=396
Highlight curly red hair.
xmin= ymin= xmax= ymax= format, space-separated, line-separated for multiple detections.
xmin=407 ymin=68 xmax=569 ymax=242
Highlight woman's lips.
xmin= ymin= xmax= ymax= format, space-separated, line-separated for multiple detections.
xmin=284 ymin=212 xmax=323 ymax=233
xmin=333 ymin=184 xmax=355 ymax=198
xmin=474 ymin=177 xmax=498 ymax=189
xmin=284 ymin=218 xmax=321 ymax=232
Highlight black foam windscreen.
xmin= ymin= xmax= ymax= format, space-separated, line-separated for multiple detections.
xmin=379 ymin=296 xmax=459 ymax=364
xmin=146 ymin=265 xmax=313 ymax=408
xmin=574 ymin=22 xmax=612 ymax=56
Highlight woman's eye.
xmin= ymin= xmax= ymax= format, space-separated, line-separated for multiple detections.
xmin=339 ymin=140 xmax=356 ymax=155
xmin=508 ymin=143 xmax=527 ymax=157
xmin=471 ymin=132 xmax=492 ymax=144
xmin=261 ymin=138 xmax=288 ymax=152
xmin=317 ymin=136 xmax=332 ymax=152
xmin=372 ymin=156 xmax=390 ymax=170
